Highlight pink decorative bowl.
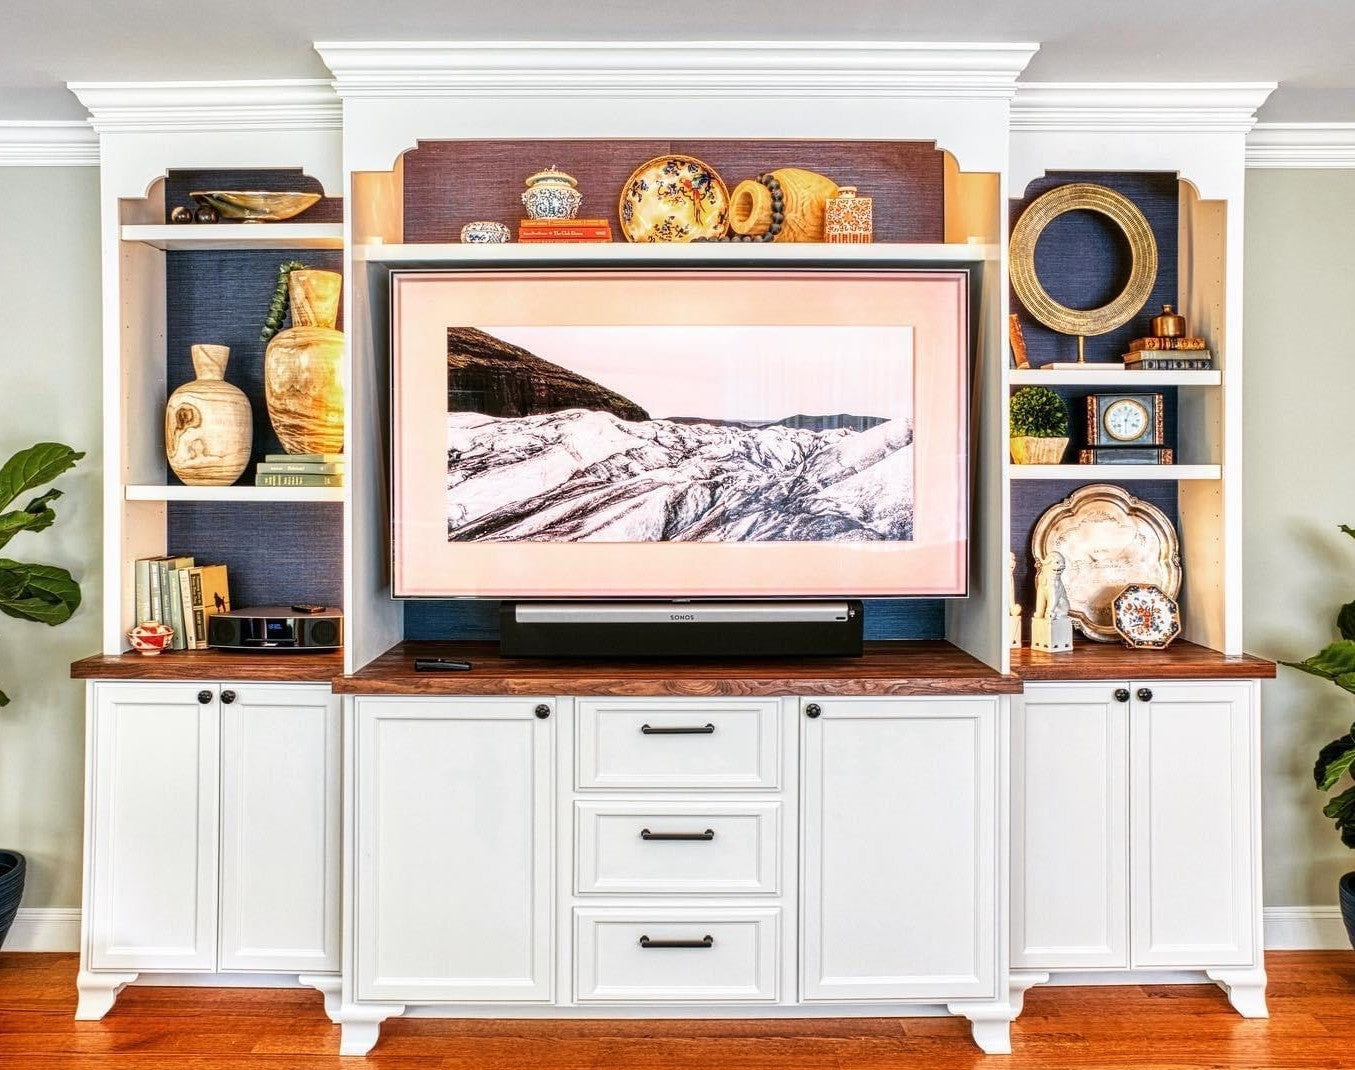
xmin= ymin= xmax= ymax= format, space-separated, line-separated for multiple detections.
xmin=127 ymin=621 xmax=173 ymax=655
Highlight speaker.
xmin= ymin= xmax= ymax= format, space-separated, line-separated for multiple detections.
xmin=206 ymin=606 xmax=343 ymax=651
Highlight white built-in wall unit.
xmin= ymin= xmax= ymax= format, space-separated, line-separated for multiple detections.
xmin=64 ymin=44 xmax=1278 ymax=1057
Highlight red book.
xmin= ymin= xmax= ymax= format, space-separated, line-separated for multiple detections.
xmin=518 ymin=226 xmax=613 ymax=240
xmin=519 ymin=218 xmax=612 ymax=229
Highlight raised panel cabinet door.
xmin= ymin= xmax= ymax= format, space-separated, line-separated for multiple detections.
xmin=355 ymin=696 xmax=555 ymax=1003
xmin=89 ymin=683 xmax=219 ymax=971
xmin=1011 ymin=684 xmax=1130 ymax=969
xmin=219 ymin=684 xmax=340 ymax=973
xmin=1131 ymin=682 xmax=1257 ymax=968
xmin=801 ymin=697 xmax=998 ymax=1002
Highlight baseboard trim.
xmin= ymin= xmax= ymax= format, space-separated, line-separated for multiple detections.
xmin=4 ymin=906 xmax=1350 ymax=955
xmin=1263 ymin=906 xmax=1349 ymax=950
xmin=3 ymin=908 xmax=81 ymax=952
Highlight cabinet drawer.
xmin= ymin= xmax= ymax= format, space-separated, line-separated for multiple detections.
xmin=576 ymin=699 xmax=780 ymax=791
xmin=574 ymin=908 xmax=779 ymax=1003
xmin=575 ymin=802 xmax=780 ymax=895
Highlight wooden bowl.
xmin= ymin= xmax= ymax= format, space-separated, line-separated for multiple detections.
xmin=189 ymin=191 xmax=322 ymax=222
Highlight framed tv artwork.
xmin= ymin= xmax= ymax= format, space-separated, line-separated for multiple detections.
xmin=390 ymin=267 xmax=970 ymax=599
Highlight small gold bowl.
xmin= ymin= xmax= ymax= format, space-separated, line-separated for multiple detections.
xmin=190 ymin=190 xmax=322 ymax=222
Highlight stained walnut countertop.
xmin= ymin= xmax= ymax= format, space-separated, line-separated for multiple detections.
xmin=333 ymin=640 xmax=1022 ymax=697
xmin=1012 ymin=640 xmax=1275 ymax=681
xmin=71 ymin=649 xmax=344 ymax=683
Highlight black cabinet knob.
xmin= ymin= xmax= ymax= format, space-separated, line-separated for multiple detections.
xmin=1137 ymin=687 xmax=1154 ymax=703
xmin=1114 ymin=688 xmax=1130 ymax=703
xmin=221 ymin=690 xmax=236 ymax=705
xmin=534 ymin=703 xmax=551 ymax=719
xmin=805 ymin=702 xmax=822 ymax=719
xmin=197 ymin=690 xmax=212 ymax=705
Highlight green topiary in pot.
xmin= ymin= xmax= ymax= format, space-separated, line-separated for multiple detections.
xmin=1009 ymin=386 xmax=1070 ymax=465
xmin=1283 ymin=523 xmax=1355 ymax=949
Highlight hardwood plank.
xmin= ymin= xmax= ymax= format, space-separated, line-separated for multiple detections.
xmin=1012 ymin=639 xmax=1275 ymax=681
xmin=2 ymin=952 xmax=1353 ymax=1068
xmin=334 ymin=640 xmax=1022 ymax=697
xmin=70 ymin=650 xmax=344 ymax=683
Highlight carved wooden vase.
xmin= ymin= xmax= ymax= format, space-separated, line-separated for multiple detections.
xmin=264 ymin=269 xmax=345 ymax=455
xmin=728 ymin=167 xmax=840 ymax=242
xmin=164 ymin=344 xmax=252 ymax=486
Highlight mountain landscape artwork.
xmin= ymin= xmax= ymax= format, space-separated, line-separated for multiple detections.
xmin=443 ymin=324 xmax=916 ymax=544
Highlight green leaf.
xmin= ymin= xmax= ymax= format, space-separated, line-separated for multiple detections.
xmin=0 ymin=688 xmax=8 ymax=707
xmin=1323 ymin=785 xmax=1355 ymax=848
xmin=0 ymin=488 xmax=63 ymax=551
xmin=1284 ymin=641 xmax=1355 ymax=683
xmin=0 ymin=443 xmax=83 ymax=513
xmin=1315 ymin=726 xmax=1355 ymax=790
xmin=1342 ymin=524 xmax=1355 ymax=540
xmin=1340 ymin=600 xmax=1355 ymax=642
xmin=0 ymin=559 xmax=81 ymax=625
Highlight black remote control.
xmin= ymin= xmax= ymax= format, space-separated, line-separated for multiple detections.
xmin=414 ymin=658 xmax=473 ymax=672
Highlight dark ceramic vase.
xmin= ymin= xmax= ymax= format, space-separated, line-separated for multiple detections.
xmin=0 ymin=850 xmax=25 ymax=950
xmin=1339 ymin=872 xmax=1355 ymax=952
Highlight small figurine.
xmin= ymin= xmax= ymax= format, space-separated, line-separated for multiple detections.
xmin=1006 ymin=550 xmax=1022 ymax=649
xmin=1030 ymin=550 xmax=1074 ymax=653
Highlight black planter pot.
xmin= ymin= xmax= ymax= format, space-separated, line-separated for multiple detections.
xmin=1340 ymin=871 xmax=1355 ymax=952
xmin=0 ymin=850 xmax=24 ymax=950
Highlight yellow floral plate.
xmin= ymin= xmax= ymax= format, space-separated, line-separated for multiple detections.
xmin=618 ymin=156 xmax=730 ymax=243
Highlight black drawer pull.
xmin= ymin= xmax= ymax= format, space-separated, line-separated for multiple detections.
xmin=221 ymin=690 xmax=237 ymax=705
xmin=197 ymin=690 xmax=212 ymax=705
xmin=1114 ymin=688 xmax=1130 ymax=703
xmin=1137 ymin=687 xmax=1154 ymax=703
xmin=640 ymin=828 xmax=715 ymax=842
xmin=640 ymin=723 xmax=715 ymax=735
xmin=639 ymin=935 xmax=714 ymax=949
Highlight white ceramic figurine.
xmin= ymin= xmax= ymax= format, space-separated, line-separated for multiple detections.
xmin=1031 ymin=550 xmax=1074 ymax=652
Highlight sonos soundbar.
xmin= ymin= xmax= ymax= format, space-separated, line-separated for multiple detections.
xmin=499 ymin=601 xmax=863 ymax=658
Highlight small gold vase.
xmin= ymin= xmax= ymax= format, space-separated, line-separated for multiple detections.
xmin=165 ymin=344 xmax=252 ymax=486
xmin=264 ymin=270 xmax=345 ymax=455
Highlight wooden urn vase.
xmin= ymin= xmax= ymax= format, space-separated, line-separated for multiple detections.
xmin=728 ymin=167 xmax=840 ymax=242
xmin=264 ymin=269 xmax=345 ymax=455
xmin=164 ymin=344 xmax=252 ymax=486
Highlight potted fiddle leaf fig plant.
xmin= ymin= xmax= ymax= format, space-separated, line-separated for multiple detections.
xmin=1283 ymin=522 xmax=1355 ymax=951
xmin=0 ymin=441 xmax=85 ymax=950
xmin=1009 ymin=385 xmax=1070 ymax=465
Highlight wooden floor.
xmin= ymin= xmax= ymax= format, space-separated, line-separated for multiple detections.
xmin=1 ymin=952 xmax=1351 ymax=1069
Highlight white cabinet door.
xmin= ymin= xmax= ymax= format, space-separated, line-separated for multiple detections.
xmin=219 ymin=684 xmax=340 ymax=973
xmin=89 ymin=683 xmax=219 ymax=971
xmin=355 ymin=696 xmax=555 ymax=1003
xmin=801 ymin=697 xmax=998 ymax=1002
xmin=1131 ymin=682 xmax=1257 ymax=968
xmin=1012 ymin=684 xmax=1129 ymax=969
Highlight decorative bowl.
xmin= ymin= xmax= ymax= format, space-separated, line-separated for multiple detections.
xmin=460 ymin=221 xmax=512 ymax=244
xmin=618 ymin=155 xmax=729 ymax=243
xmin=189 ymin=191 xmax=322 ymax=222
xmin=521 ymin=168 xmax=582 ymax=221
xmin=127 ymin=621 xmax=173 ymax=656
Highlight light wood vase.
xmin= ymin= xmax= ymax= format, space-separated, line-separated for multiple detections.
xmin=164 ymin=344 xmax=252 ymax=486
xmin=1010 ymin=436 xmax=1069 ymax=465
xmin=264 ymin=269 xmax=345 ymax=455
xmin=728 ymin=168 xmax=840 ymax=242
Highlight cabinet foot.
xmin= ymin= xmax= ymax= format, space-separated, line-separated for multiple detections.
xmin=1206 ymin=967 xmax=1269 ymax=1018
xmin=1008 ymin=971 xmax=1050 ymax=1017
xmin=298 ymin=974 xmax=342 ymax=1023
xmin=75 ymin=970 xmax=138 ymax=1020
xmin=947 ymin=1001 xmax=1015 ymax=1055
xmin=337 ymin=1003 xmax=405 ymax=1057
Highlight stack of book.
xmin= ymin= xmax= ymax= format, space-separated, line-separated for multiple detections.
xmin=1124 ymin=337 xmax=1214 ymax=371
xmin=255 ymin=453 xmax=345 ymax=488
xmin=517 ymin=218 xmax=613 ymax=243
xmin=133 ymin=556 xmax=230 ymax=650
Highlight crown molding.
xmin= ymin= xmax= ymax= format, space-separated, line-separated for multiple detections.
xmin=0 ymin=121 xmax=97 ymax=166
xmin=1246 ymin=123 xmax=1355 ymax=168
xmin=1012 ymin=82 xmax=1276 ymax=132
xmin=315 ymin=41 xmax=1040 ymax=100
xmin=67 ymin=80 xmax=341 ymax=133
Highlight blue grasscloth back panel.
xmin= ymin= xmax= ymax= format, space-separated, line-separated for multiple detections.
xmin=166 ymin=502 xmax=344 ymax=609
xmin=1010 ymin=172 xmax=1179 ymax=368
xmin=165 ymin=248 xmax=345 ymax=479
xmin=404 ymin=598 xmax=946 ymax=641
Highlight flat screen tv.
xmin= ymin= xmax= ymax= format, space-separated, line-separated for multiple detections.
xmin=390 ymin=267 xmax=969 ymax=599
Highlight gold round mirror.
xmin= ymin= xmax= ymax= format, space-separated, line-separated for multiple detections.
xmin=1009 ymin=183 xmax=1159 ymax=349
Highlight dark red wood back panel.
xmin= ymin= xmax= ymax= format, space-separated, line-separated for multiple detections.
xmin=402 ymin=139 xmax=945 ymax=243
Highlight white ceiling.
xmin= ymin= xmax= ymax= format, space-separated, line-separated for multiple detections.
xmin=0 ymin=0 xmax=1352 ymax=121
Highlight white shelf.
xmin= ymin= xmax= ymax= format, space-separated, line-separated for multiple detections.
xmin=121 ymin=224 xmax=344 ymax=251
xmin=1010 ymin=367 xmax=1221 ymax=387
xmin=125 ymin=484 xmax=344 ymax=503
xmin=1009 ymin=464 xmax=1222 ymax=481
xmin=353 ymin=240 xmax=999 ymax=265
